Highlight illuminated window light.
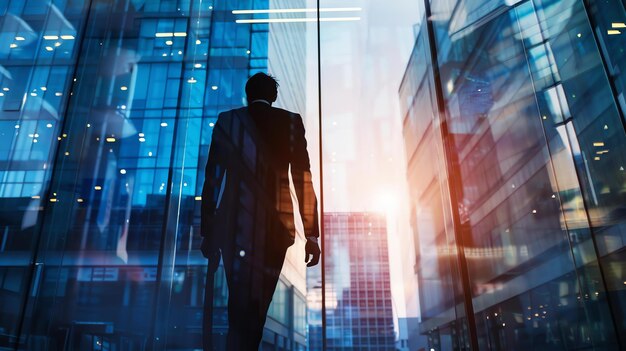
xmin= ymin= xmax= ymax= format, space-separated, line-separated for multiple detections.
xmin=32 ymin=195 xmax=41 ymax=199
xmin=162 ymin=53 xmax=168 ymax=57
xmin=120 ymin=169 xmax=127 ymax=174
xmin=44 ymin=35 xmax=59 ymax=40
xmin=607 ymin=29 xmax=621 ymax=35
xmin=178 ymin=50 xmax=183 ymax=55
xmin=15 ymin=36 xmax=25 ymax=41
xmin=187 ymin=77 xmax=197 ymax=83
xmin=209 ymin=122 xmax=215 ymax=127
xmin=161 ymin=122 xmax=168 ymax=127
xmin=211 ymin=85 xmax=218 ymax=90
xmin=94 ymin=186 xmax=102 ymax=190
xmin=120 ymin=86 xmax=128 ymax=91
xmin=10 ymin=43 xmax=18 ymax=48
xmin=173 ymin=32 xmax=187 ymax=37
xmin=246 ymin=50 xmax=251 ymax=54
xmin=77 ymin=198 xmax=84 ymax=203
xmin=148 ymin=151 xmax=153 ymax=156
xmin=612 ymin=22 xmax=626 ymax=28
xmin=165 ymin=40 xmax=173 ymax=45
xmin=532 ymin=209 xmax=537 ymax=214
xmin=45 ymin=46 xmax=53 ymax=51
xmin=55 ymin=92 xmax=62 ymax=96
xmin=3 ymin=88 xmax=9 ymax=91
xmin=40 ymin=87 xmax=47 ymax=91
xmin=593 ymin=142 xmax=605 ymax=147
xmin=194 ymin=63 xmax=202 ymax=68
xmin=155 ymin=32 xmax=174 ymax=37
xmin=235 ymin=17 xmax=361 ymax=24
xmin=576 ymin=33 xmax=582 ymax=38
xmin=33 ymin=139 xmax=38 ymax=143
xmin=30 ymin=92 xmax=37 ymax=96
xmin=61 ymin=35 xmax=75 ymax=40
xmin=232 ymin=7 xmax=362 ymax=14
xmin=195 ymin=196 xmax=202 ymax=201
xmin=139 ymin=137 xmax=146 ymax=142
xmin=106 ymin=137 xmax=116 ymax=142
xmin=49 ymin=198 xmax=57 ymax=202
xmin=120 ymin=105 xmax=126 ymax=110
xmin=0 ymin=93 xmax=4 ymax=97
xmin=46 ymin=123 xmax=53 ymax=128
xmin=54 ymin=42 xmax=61 ymax=47
xmin=138 ymin=133 xmax=145 ymax=137
xmin=594 ymin=156 xmax=601 ymax=161
xmin=196 ymin=39 xmax=201 ymax=44
xmin=64 ymin=151 xmax=70 ymax=156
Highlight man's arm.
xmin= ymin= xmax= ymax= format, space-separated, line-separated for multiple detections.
xmin=201 ymin=116 xmax=227 ymax=261
xmin=290 ymin=114 xmax=321 ymax=266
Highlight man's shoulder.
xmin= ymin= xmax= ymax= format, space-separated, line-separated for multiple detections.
xmin=270 ymin=106 xmax=300 ymax=118
xmin=218 ymin=107 xmax=247 ymax=119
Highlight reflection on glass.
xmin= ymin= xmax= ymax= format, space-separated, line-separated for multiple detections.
xmin=398 ymin=0 xmax=626 ymax=349
xmin=1 ymin=0 xmax=315 ymax=350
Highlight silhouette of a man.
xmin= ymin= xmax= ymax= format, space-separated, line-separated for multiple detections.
xmin=201 ymin=73 xmax=320 ymax=350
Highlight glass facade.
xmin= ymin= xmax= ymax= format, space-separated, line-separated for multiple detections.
xmin=3 ymin=0 xmax=626 ymax=350
xmin=399 ymin=0 xmax=626 ymax=349
xmin=0 ymin=0 xmax=310 ymax=349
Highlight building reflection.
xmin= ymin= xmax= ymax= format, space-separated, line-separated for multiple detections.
xmin=400 ymin=0 xmax=626 ymax=349
xmin=0 ymin=0 xmax=308 ymax=349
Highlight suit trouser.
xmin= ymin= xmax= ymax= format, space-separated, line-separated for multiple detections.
xmin=221 ymin=232 xmax=292 ymax=351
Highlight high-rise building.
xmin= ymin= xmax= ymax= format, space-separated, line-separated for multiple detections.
xmin=0 ymin=0 xmax=308 ymax=349
xmin=310 ymin=212 xmax=395 ymax=350
xmin=399 ymin=1 xmax=626 ymax=350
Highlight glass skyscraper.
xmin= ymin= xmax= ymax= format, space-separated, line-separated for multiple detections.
xmin=311 ymin=213 xmax=395 ymax=351
xmin=399 ymin=0 xmax=626 ymax=350
xmin=0 ymin=0 xmax=309 ymax=349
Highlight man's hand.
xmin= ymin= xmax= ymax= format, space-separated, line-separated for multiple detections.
xmin=201 ymin=238 xmax=221 ymax=273
xmin=305 ymin=238 xmax=321 ymax=267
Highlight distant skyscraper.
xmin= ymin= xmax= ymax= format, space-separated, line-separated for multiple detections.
xmin=310 ymin=212 xmax=395 ymax=350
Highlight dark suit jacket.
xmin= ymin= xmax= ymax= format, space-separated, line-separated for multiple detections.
xmin=201 ymin=102 xmax=319 ymax=253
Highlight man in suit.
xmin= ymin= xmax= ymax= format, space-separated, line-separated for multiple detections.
xmin=201 ymin=73 xmax=320 ymax=350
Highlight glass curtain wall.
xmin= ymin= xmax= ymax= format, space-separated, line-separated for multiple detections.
xmin=0 ymin=0 xmax=315 ymax=350
xmin=400 ymin=0 xmax=626 ymax=349
xmin=3 ymin=0 xmax=626 ymax=350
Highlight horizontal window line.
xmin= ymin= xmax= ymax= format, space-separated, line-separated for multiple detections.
xmin=235 ymin=17 xmax=361 ymax=24
xmin=232 ymin=7 xmax=361 ymax=14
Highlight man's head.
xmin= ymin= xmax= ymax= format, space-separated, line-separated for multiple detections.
xmin=245 ymin=73 xmax=279 ymax=104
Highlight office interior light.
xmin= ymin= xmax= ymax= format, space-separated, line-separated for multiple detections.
xmin=156 ymin=32 xmax=187 ymax=37
xmin=232 ymin=7 xmax=361 ymax=14
xmin=43 ymin=35 xmax=59 ymax=40
xmin=236 ymin=17 xmax=361 ymax=24
xmin=61 ymin=35 xmax=75 ymax=40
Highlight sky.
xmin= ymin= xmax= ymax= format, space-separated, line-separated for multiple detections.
xmin=311 ymin=0 xmax=422 ymax=319
xmin=264 ymin=0 xmax=424 ymax=322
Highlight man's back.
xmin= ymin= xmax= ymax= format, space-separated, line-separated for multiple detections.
xmin=201 ymin=73 xmax=320 ymax=351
